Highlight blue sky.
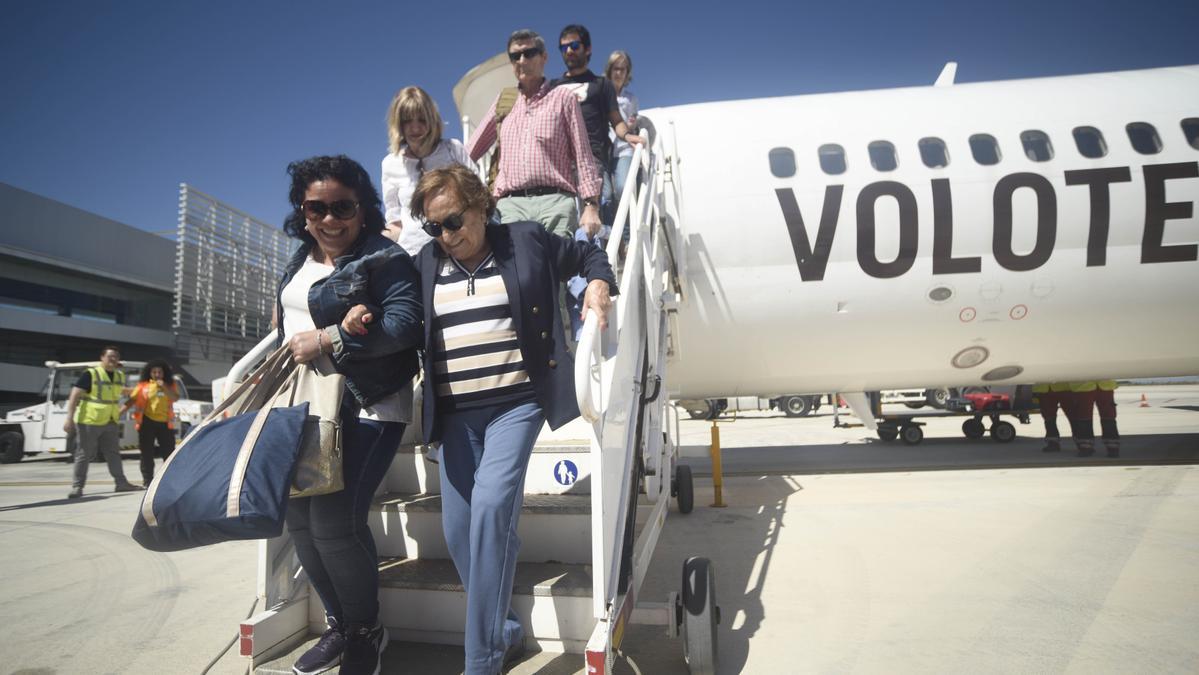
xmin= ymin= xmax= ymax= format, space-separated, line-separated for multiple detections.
xmin=2 ymin=0 xmax=1196 ymax=234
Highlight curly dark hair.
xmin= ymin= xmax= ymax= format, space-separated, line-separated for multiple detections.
xmin=282 ymin=155 xmax=385 ymax=247
xmin=139 ymin=359 xmax=174 ymax=384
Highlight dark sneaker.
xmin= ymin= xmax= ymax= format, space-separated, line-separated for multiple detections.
xmin=293 ymin=617 xmax=345 ymax=675
xmin=67 ymin=487 xmax=83 ymax=499
xmin=115 ymin=483 xmax=144 ymax=493
xmin=339 ymin=622 xmax=387 ymax=675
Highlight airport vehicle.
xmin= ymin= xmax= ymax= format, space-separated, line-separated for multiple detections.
xmin=0 ymin=361 xmax=209 ymax=463
xmin=677 ymin=393 xmax=825 ymax=419
xmin=872 ymin=387 xmax=1038 ymax=445
xmin=881 ymin=387 xmax=953 ymax=409
xmin=237 ymin=63 xmax=1199 ymax=673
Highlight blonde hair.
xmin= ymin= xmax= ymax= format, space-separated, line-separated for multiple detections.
xmin=386 ymin=86 xmax=443 ymax=156
xmin=604 ymin=50 xmax=633 ymax=88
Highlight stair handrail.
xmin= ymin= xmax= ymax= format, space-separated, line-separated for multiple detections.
xmin=574 ymin=141 xmax=653 ymax=421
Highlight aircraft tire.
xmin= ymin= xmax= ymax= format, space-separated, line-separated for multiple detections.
xmin=962 ymin=419 xmax=986 ymax=439
xmin=900 ymin=425 xmax=924 ymax=445
xmin=0 ymin=431 xmax=24 ymax=464
xmin=991 ymin=421 xmax=1017 ymax=443
xmin=877 ymin=426 xmax=898 ymax=442
xmin=681 ymin=556 xmax=719 ymax=675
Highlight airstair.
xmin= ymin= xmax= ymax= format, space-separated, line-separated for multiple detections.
xmin=231 ymin=119 xmax=720 ymax=674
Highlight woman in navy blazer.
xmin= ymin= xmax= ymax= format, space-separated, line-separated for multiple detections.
xmin=343 ymin=165 xmax=616 ymax=674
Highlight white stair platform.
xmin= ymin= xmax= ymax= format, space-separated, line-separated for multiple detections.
xmin=385 ymin=440 xmax=593 ymax=496
xmin=369 ymin=492 xmax=592 ymax=564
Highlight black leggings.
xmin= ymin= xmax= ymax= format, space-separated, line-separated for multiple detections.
xmin=138 ymin=418 xmax=175 ymax=483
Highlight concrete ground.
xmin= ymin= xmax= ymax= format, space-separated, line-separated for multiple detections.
xmin=1 ymin=385 xmax=1196 ymax=673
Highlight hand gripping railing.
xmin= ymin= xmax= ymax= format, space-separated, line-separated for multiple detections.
xmin=574 ymin=141 xmax=654 ymax=421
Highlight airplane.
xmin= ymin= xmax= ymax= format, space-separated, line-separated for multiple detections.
xmin=457 ymin=61 xmax=1199 ymax=404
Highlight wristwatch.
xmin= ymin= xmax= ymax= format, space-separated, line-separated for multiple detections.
xmin=582 ymin=196 xmax=599 ymax=207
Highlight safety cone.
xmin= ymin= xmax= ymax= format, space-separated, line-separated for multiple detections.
xmin=1139 ymin=394 xmax=1149 ymax=408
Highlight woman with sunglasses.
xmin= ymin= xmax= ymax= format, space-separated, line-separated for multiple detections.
xmin=342 ymin=165 xmax=615 ymax=674
xmin=382 ymin=86 xmax=476 ymax=257
xmin=275 ymin=155 xmax=422 ymax=675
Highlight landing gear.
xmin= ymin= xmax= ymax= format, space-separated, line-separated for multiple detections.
xmin=680 ymin=556 xmax=719 ymax=675
xmin=876 ymin=425 xmax=898 ymax=442
xmin=675 ymin=465 xmax=694 ymax=514
xmin=781 ymin=395 xmax=813 ymax=417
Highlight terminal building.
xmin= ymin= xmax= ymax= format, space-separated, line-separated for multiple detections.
xmin=0 ymin=181 xmax=288 ymax=410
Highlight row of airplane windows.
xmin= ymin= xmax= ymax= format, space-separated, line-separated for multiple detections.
xmin=768 ymin=118 xmax=1199 ymax=177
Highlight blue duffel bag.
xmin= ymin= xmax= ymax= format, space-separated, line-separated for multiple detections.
xmin=132 ymin=347 xmax=307 ymax=552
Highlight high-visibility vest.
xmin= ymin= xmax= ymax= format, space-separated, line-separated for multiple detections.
xmin=75 ymin=366 xmax=125 ymax=426
xmin=1034 ymin=383 xmax=1072 ymax=393
xmin=1097 ymin=379 xmax=1118 ymax=391
xmin=129 ymin=380 xmax=176 ymax=430
xmin=1069 ymin=381 xmax=1098 ymax=393
xmin=1032 ymin=383 xmax=1050 ymax=393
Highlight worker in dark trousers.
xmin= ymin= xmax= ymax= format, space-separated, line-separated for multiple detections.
xmin=1032 ymin=382 xmax=1071 ymax=452
xmin=1095 ymin=379 xmax=1121 ymax=457
xmin=1067 ymin=381 xmax=1099 ymax=457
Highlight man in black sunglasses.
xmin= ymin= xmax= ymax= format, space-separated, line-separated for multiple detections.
xmin=552 ymin=23 xmax=644 ymax=231
xmin=465 ymin=28 xmax=603 ymax=240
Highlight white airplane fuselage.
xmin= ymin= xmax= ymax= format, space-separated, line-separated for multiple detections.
xmin=653 ymin=65 xmax=1199 ymax=398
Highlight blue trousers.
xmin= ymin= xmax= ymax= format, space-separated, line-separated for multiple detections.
xmin=439 ymin=400 xmax=545 ymax=675
xmin=286 ymin=410 xmax=402 ymax=627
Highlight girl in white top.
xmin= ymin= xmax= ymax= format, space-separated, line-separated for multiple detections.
xmin=381 ymin=86 xmax=477 ymax=257
xmin=605 ymin=51 xmax=639 ymax=216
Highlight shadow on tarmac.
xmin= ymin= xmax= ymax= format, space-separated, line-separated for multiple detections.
xmin=0 ymin=495 xmax=114 ymax=512
xmin=681 ymin=433 xmax=1199 ymax=477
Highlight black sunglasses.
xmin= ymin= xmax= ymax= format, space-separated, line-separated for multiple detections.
xmin=559 ymin=40 xmax=584 ymax=53
xmin=508 ymin=46 xmax=543 ymax=62
xmin=421 ymin=208 xmax=468 ymax=238
xmin=301 ymin=199 xmax=359 ymax=221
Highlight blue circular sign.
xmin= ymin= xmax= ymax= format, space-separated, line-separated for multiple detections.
xmin=553 ymin=459 xmax=579 ymax=486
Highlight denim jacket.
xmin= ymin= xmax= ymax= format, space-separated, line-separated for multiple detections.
xmin=275 ymin=232 xmax=422 ymax=407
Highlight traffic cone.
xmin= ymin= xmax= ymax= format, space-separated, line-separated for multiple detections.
xmin=1139 ymin=394 xmax=1149 ymax=408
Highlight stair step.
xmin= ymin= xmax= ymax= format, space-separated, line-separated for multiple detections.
xmin=369 ymin=492 xmax=592 ymax=563
xmin=368 ymin=558 xmax=594 ymax=650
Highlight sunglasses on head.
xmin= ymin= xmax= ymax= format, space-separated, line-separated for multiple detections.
xmin=421 ymin=208 xmax=468 ymax=238
xmin=559 ymin=40 xmax=584 ymax=53
xmin=508 ymin=46 xmax=543 ymax=62
xmin=301 ymin=199 xmax=359 ymax=221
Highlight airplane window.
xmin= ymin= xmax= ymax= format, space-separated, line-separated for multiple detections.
xmin=1020 ymin=130 xmax=1054 ymax=162
xmin=1126 ymin=122 xmax=1162 ymax=155
xmin=768 ymin=147 xmax=797 ymax=178
xmin=818 ymin=144 xmax=847 ymax=175
xmin=1181 ymin=118 xmax=1199 ymax=150
xmin=918 ymin=137 xmax=950 ymax=168
xmin=867 ymin=141 xmax=898 ymax=171
xmin=969 ymin=134 xmax=1001 ymax=166
xmin=1073 ymin=126 xmax=1107 ymax=158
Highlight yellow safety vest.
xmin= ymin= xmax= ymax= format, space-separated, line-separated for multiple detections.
xmin=1032 ymin=383 xmax=1049 ymax=393
xmin=1050 ymin=382 xmax=1072 ymax=392
xmin=1034 ymin=383 xmax=1072 ymax=393
xmin=1069 ymin=381 xmax=1098 ymax=393
xmin=1097 ymin=379 xmax=1118 ymax=391
xmin=75 ymin=366 xmax=125 ymax=426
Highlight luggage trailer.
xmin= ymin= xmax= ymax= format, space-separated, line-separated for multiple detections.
xmin=869 ymin=390 xmax=1039 ymax=446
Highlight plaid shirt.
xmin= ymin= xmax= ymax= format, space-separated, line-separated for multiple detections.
xmin=466 ymin=79 xmax=602 ymax=200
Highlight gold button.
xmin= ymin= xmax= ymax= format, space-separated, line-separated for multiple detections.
xmin=548 ymin=359 xmax=557 ymax=368
xmin=541 ymin=331 xmax=549 ymax=339
xmin=531 ymin=306 xmax=540 ymax=314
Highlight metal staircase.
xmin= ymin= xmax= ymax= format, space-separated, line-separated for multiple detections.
xmin=232 ymin=119 xmax=719 ymax=674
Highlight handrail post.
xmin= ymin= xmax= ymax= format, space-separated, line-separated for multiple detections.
xmin=710 ymin=419 xmax=726 ymax=508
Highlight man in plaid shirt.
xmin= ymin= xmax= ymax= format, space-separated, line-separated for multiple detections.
xmin=467 ymin=29 xmax=603 ymax=238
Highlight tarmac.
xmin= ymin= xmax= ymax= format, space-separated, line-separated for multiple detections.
xmin=1 ymin=385 xmax=1196 ymax=674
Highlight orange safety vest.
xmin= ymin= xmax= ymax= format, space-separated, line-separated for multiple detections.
xmin=129 ymin=380 xmax=176 ymax=430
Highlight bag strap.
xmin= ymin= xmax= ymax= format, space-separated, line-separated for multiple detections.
xmin=225 ymin=366 xmax=302 ymax=518
xmin=486 ymin=87 xmax=520 ymax=193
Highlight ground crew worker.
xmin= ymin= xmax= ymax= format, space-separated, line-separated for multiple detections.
xmin=63 ymin=346 xmax=141 ymax=498
xmin=1067 ymin=380 xmax=1099 ymax=457
xmin=1033 ymin=382 xmax=1072 ymax=452
xmin=120 ymin=359 xmax=179 ymax=485
xmin=1096 ymin=379 xmax=1121 ymax=457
